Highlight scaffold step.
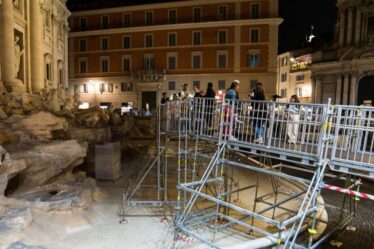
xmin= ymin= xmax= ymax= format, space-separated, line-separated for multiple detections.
xmin=127 ymin=200 xmax=164 ymax=207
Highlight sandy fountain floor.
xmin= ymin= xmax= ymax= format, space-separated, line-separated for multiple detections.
xmin=19 ymin=183 xmax=246 ymax=249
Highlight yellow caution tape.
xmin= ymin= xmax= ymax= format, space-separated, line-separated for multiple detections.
xmin=277 ymin=238 xmax=281 ymax=245
xmin=308 ymin=228 xmax=317 ymax=235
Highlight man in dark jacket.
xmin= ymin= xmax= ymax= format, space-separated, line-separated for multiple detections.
xmin=161 ymin=92 xmax=169 ymax=104
xmin=203 ymin=82 xmax=216 ymax=129
xmin=204 ymin=82 xmax=216 ymax=99
xmin=250 ymin=82 xmax=267 ymax=143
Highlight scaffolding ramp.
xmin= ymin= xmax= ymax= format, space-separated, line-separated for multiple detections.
xmin=121 ymin=97 xmax=374 ymax=248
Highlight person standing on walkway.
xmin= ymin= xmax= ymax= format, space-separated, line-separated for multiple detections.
xmin=161 ymin=92 xmax=169 ymax=104
xmin=204 ymin=82 xmax=216 ymax=129
xmin=251 ymin=82 xmax=266 ymax=143
xmin=224 ymin=83 xmax=240 ymax=139
xmin=178 ymin=84 xmax=189 ymax=100
xmin=286 ymin=95 xmax=300 ymax=144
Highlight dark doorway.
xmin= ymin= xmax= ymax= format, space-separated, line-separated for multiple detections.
xmin=142 ymin=91 xmax=157 ymax=111
xmin=358 ymin=76 xmax=374 ymax=106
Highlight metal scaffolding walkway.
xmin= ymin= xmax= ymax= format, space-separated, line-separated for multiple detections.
xmin=122 ymin=97 xmax=374 ymax=248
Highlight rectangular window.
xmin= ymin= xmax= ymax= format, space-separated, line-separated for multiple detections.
xmin=101 ymin=15 xmax=109 ymax=29
xmin=218 ymin=80 xmax=226 ymax=90
xmin=250 ymin=29 xmax=259 ymax=43
xmin=168 ymin=81 xmax=176 ymax=91
xmin=296 ymin=74 xmax=305 ymax=81
xmin=101 ymin=38 xmax=109 ymax=50
xmin=248 ymin=52 xmax=261 ymax=68
xmin=218 ymin=53 xmax=227 ymax=68
xmin=79 ymin=39 xmax=86 ymax=52
xmin=193 ymin=80 xmax=200 ymax=89
xmin=123 ymin=58 xmax=131 ymax=71
xmin=218 ymin=5 xmax=227 ymax=20
xmin=168 ymin=56 xmax=176 ymax=70
xmin=108 ymin=83 xmax=114 ymax=92
xmin=168 ymin=9 xmax=177 ymax=24
xmin=250 ymin=4 xmax=260 ymax=19
xmin=99 ymin=83 xmax=113 ymax=93
xmin=193 ymin=7 xmax=202 ymax=22
xmin=123 ymin=36 xmax=131 ymax=49
xmin=145 ymin=11 xmax=153 ymax=25
xmin=281 ymin=57 xmax=288 ymax=66
xmin=193 ymin=31 xmax=201 ymax=45
xmin=281 ymin=88 xmax=287 ymax=98
xmin=121 ymin=82 xmax=133 ymax=92
xmin=144 ymin=57 xmax=154 ymax=70
xmin=168 ymin=33 xmax=176 ymax=46
xmin=79 ymin=84 xmax=88 ymax=93
xmin=74 ymin=85 xmax=79 ymax=94
xmin=281 ymin=73 xmax=287 ymax=82
xmin=101 ymin=59 xmax=109 ymax=72
xmin=145 ymin=34 xmax=153 ymax=47
xmin=123 ymin=13 xmax=131 ymax=27
xmin=79 ymin=59 xmax=87 ymax=73
xmin=80 ymin=17 xmax=87 ymax=31
xmin=192 ymin=54 xmax=201 ymax=69
xmin=296 ymin=87 xmax=303 ymax=97
xmin=218 ymin=30 xmax=227 ymax=44
xmin=99 ymin=84 xmax=105 ymax=93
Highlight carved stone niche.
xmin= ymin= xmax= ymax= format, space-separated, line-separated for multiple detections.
xmin=14 ymin=29 xmax=24 ymax=83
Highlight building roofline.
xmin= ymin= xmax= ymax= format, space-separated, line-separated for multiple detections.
xmin=69 ymin=18 xmax=283 ymax=37
xmin=70 ymin=0 xmax=264 ymax=16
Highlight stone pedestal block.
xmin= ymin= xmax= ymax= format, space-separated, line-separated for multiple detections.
xmin=95 ymin=142 xmax=121 ymax=181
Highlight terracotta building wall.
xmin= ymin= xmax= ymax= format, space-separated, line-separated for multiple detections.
xmin=71 ymin=2 xmax=240 ymax=31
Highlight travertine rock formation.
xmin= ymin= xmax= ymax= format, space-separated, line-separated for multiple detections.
xmin=74 ymin=107 xmax=110 ymax=128
xmin=9 ymin=140 xmax=86 ymax=193
xmin=0 ymin=146 xmax=27 ymax=196
xmin=6 ymin=112 xmax=68 ymax=142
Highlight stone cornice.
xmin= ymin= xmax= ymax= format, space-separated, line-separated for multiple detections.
xmin=71 ymin=0 xmax=271 ymax=16
xmin=69 ymin=18 xmax=283 ymax=38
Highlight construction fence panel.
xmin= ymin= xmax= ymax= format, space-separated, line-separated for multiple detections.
xmin=164 ymin=100 xmax=193 ymax=134
xmin=329 ymin=105 xmax=374 ymax=177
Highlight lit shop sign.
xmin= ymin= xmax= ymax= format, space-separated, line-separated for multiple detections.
xmin=290 ymin=55 xmax=312 ymax=72
xmin=291 ymin=61 xmax=310 ymax=71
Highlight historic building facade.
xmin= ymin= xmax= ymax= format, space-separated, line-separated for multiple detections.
xmin=0 ymin=0 xmax=70 ymax=94
xmin=277 ymin=50 xmax=313 ymax=102
xmin=68 ymin=0 xmax=282 ymax=110
xmin=311 ymin=0 xmax=374 ymax=105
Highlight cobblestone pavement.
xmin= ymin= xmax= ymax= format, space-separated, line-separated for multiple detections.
xmin=320 ymin=180 xmax=374 ymax=249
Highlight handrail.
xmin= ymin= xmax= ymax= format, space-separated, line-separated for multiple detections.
xmin=161 ymin=98 xmax=374 ymax=178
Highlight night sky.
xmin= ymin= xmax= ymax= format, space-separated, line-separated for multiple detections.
xmin=279 ymin=0 xmax=337 ymax=53
xmin=67 ymin=0 xmax=338 ymax=53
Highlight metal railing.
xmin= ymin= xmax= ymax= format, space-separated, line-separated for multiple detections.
xmin=162 ymin=98 xmax=374 ymax=178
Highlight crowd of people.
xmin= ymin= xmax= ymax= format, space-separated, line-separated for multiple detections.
xmin=161 ymin=80 xmax=302 ymax=145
